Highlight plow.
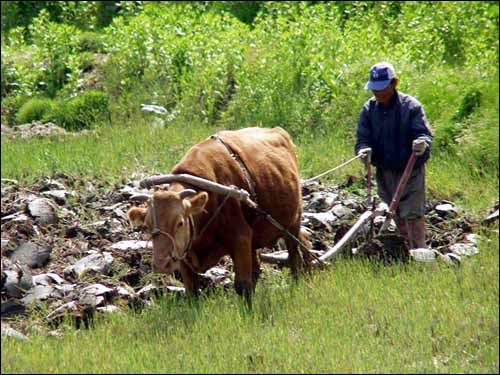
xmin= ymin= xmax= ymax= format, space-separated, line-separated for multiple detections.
xmin=139 ymin=151 xmax=459 ymax=270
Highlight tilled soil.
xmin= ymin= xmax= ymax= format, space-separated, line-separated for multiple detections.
xmin=1 ymin=174 xmax=491 ymax=338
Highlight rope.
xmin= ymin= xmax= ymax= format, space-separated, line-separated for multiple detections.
xmin=197 ymin=192 xmax=232 ymax=239
xmin=303 ymin=154 xmax=363 ymax=184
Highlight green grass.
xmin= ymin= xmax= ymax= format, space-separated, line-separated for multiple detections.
xmin=2 ymin=120 xmax=497 ymax=218
xmin=2 ymin=232 xmax=498 ymax=374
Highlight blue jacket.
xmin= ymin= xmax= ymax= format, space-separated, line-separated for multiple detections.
xmin=355 ymin=91 xmax=433 ymax=171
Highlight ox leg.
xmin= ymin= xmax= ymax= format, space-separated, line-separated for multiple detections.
xmin=232 ymin=237 xmax=254 ymax=308
xmin=179 ymin=262 xmax=200 ymax=297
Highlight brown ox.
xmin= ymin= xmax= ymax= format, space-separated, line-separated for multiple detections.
xmin=127 ymin=127 xmax=307 ymax=304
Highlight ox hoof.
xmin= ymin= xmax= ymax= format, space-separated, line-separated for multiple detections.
xmin=234 ymin=280 xmax=253 ymax=308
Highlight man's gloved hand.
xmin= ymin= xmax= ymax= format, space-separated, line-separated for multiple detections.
xmin=412 ymin=139 xmax=428 ymax=156
xmin=357 ymin=147 xmax=372 ymax=165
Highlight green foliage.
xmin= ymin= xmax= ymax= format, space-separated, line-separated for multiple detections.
xmin=28 ymin=10 xmax=83 ymax=97
xmin=212 ymin=1 xmax=264 ymax=25
xmin=95 ymin=1 xmax=118 ymax=28
xmin=15 ymin=97 xmax=55 ymax=124
xmin=453 ymin=89 xmax=482 ymax=122
xmin=77 ymin=32 xmax=104 ymax=53
xmin=43 ymin=90 xmax=110 ymax=131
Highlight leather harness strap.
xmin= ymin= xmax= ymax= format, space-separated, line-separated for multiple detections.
xmin=210 ymin=134 xmax=258 ymax=205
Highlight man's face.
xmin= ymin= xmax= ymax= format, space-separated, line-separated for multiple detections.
xmin=372 ymin=80 xmax=396 ymax=105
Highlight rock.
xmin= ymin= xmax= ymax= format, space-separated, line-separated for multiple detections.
xmin=1 ymin=299 xmax=27 ymax=318
xmin=32 ymin=272 xmax=65 ymax=286
xmin=306 ymin=192 xmax=338 ymax=211
xmin=483 ymin=209 xmax=499 ymax=224
xmin=435 ymin=203 xmax=460 ymax=218
xmin=409 ymin=248 xmax=437 ymax=263
xmin=137 ymin=284 xmax=158 ymax=300
xmin=115 ymin=285 xmax=136 ymax=299
xmin=21 ymin=285 xmax=64 ymax=305
xmin=85 ymin=218 xmax=123 ymax=235
xmin=449 ymin=243 xmax=479 ymax=257
xmin=331 ymin=204 xmax=353 ymax=220
xmin=80 ymin=283 xmax=115 ymax=300
xmin=110 ymin=240 xmax=152 ymax=251
xmin=2 ymin=268 xmax=33 ymax=298
xmin=1 ymin=324 xmax=28 ymax=340
xmin=166 ymin=286 xmax=185 ymax=294
xmin=78 ymin=293 xmax=105 ymax=308
xmin=8 ymin=242 xmax=51 ymax=268
xmin=343 ymin=198 xmax=362 ymax=212
xmin=441 ymin=252 xmax=461 ymax=266
xmin=1 ymin=238 xmax=11 ymax=250
xmin=96 ymin=305 xmax=121 ymax=313
xmin=41 ymin=190 xmax=72 ymax=205
xmin=39 ymin=177 xmax=67 ymax=191
xmin=14 ymin=121 xmax=67 ymax=138
xmin=464 ymin=233 xmax=480 ymax=245
xmin=63 ymin=251 xmax=114 ymax=278
xmin=27 ymin=198 xmax=58 ymax=225
xmin=302 ymin=211 xmax=337 ymax=231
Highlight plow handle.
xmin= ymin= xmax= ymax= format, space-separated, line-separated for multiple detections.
xmin=378 ymin=151 xmax=418 ymax=234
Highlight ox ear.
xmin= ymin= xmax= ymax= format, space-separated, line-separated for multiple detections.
xmin=186 ymin=192 xmax=208 ymax=216
xmin=128 ymin=207 xmax=147 ymax=227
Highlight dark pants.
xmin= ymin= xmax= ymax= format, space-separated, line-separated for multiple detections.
xmin=376 ymin=165 xmax=426 ymax=219
xmin=376 ymin=165 xmax=427 ymax=248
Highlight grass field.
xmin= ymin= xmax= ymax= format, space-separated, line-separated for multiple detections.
xmin=2 ymin=230 xmax=498 ymax=374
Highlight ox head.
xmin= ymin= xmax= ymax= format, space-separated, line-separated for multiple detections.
xmin=128 ymin=189 xmax=208 ymax=274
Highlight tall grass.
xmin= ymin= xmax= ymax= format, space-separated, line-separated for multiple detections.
xmin=2 ymin=117 xmax=497 ymax=218
xmin=2 ymin=232 xmax=498 ymax=373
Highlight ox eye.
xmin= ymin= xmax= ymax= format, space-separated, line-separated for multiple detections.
xmin=177 ymin=219 xmax=184 ymax=228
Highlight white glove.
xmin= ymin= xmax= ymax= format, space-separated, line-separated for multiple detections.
xmin=357 ymin=147 xmax=372 ymax=164
xmin=412 ymin=139 xmax=428 ymax=156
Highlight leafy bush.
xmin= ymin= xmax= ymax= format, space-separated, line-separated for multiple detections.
xmin=43 ymin=90 xmax=110 ymax=130
xmin=28 ymin=10 xmax=82 ymax=97
xmin=1 ymin=94 xmax=30 ymax=125
xmin=453 ymin=89 xmax=482 ymax=122
xmin=77 ymin=32 xmax=104 ymax=53
xmin=15 ymin=97 xmax=55 ymax=124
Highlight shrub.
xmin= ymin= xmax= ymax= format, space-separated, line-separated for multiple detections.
xmin=43 ymin=90 xmax=110 ymax=131
xmin=453 ymin=89 xmax=482 ymax=122
xmin=15 ymin=97 xmax=55 ymax=124
xmin=1 ymin=94 xmax=29 ymax=125
xmin=77 ymin=32 xmax=104 ymax=53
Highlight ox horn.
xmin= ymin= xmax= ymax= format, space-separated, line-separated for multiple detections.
xmin=179 ymin=189 xmax=197 ymax=199
xmin=139 ymin=173 xmax=257 ymax=208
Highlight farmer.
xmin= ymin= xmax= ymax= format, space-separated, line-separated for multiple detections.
xmin=355 ymin=62 xmax=433 ymax=249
